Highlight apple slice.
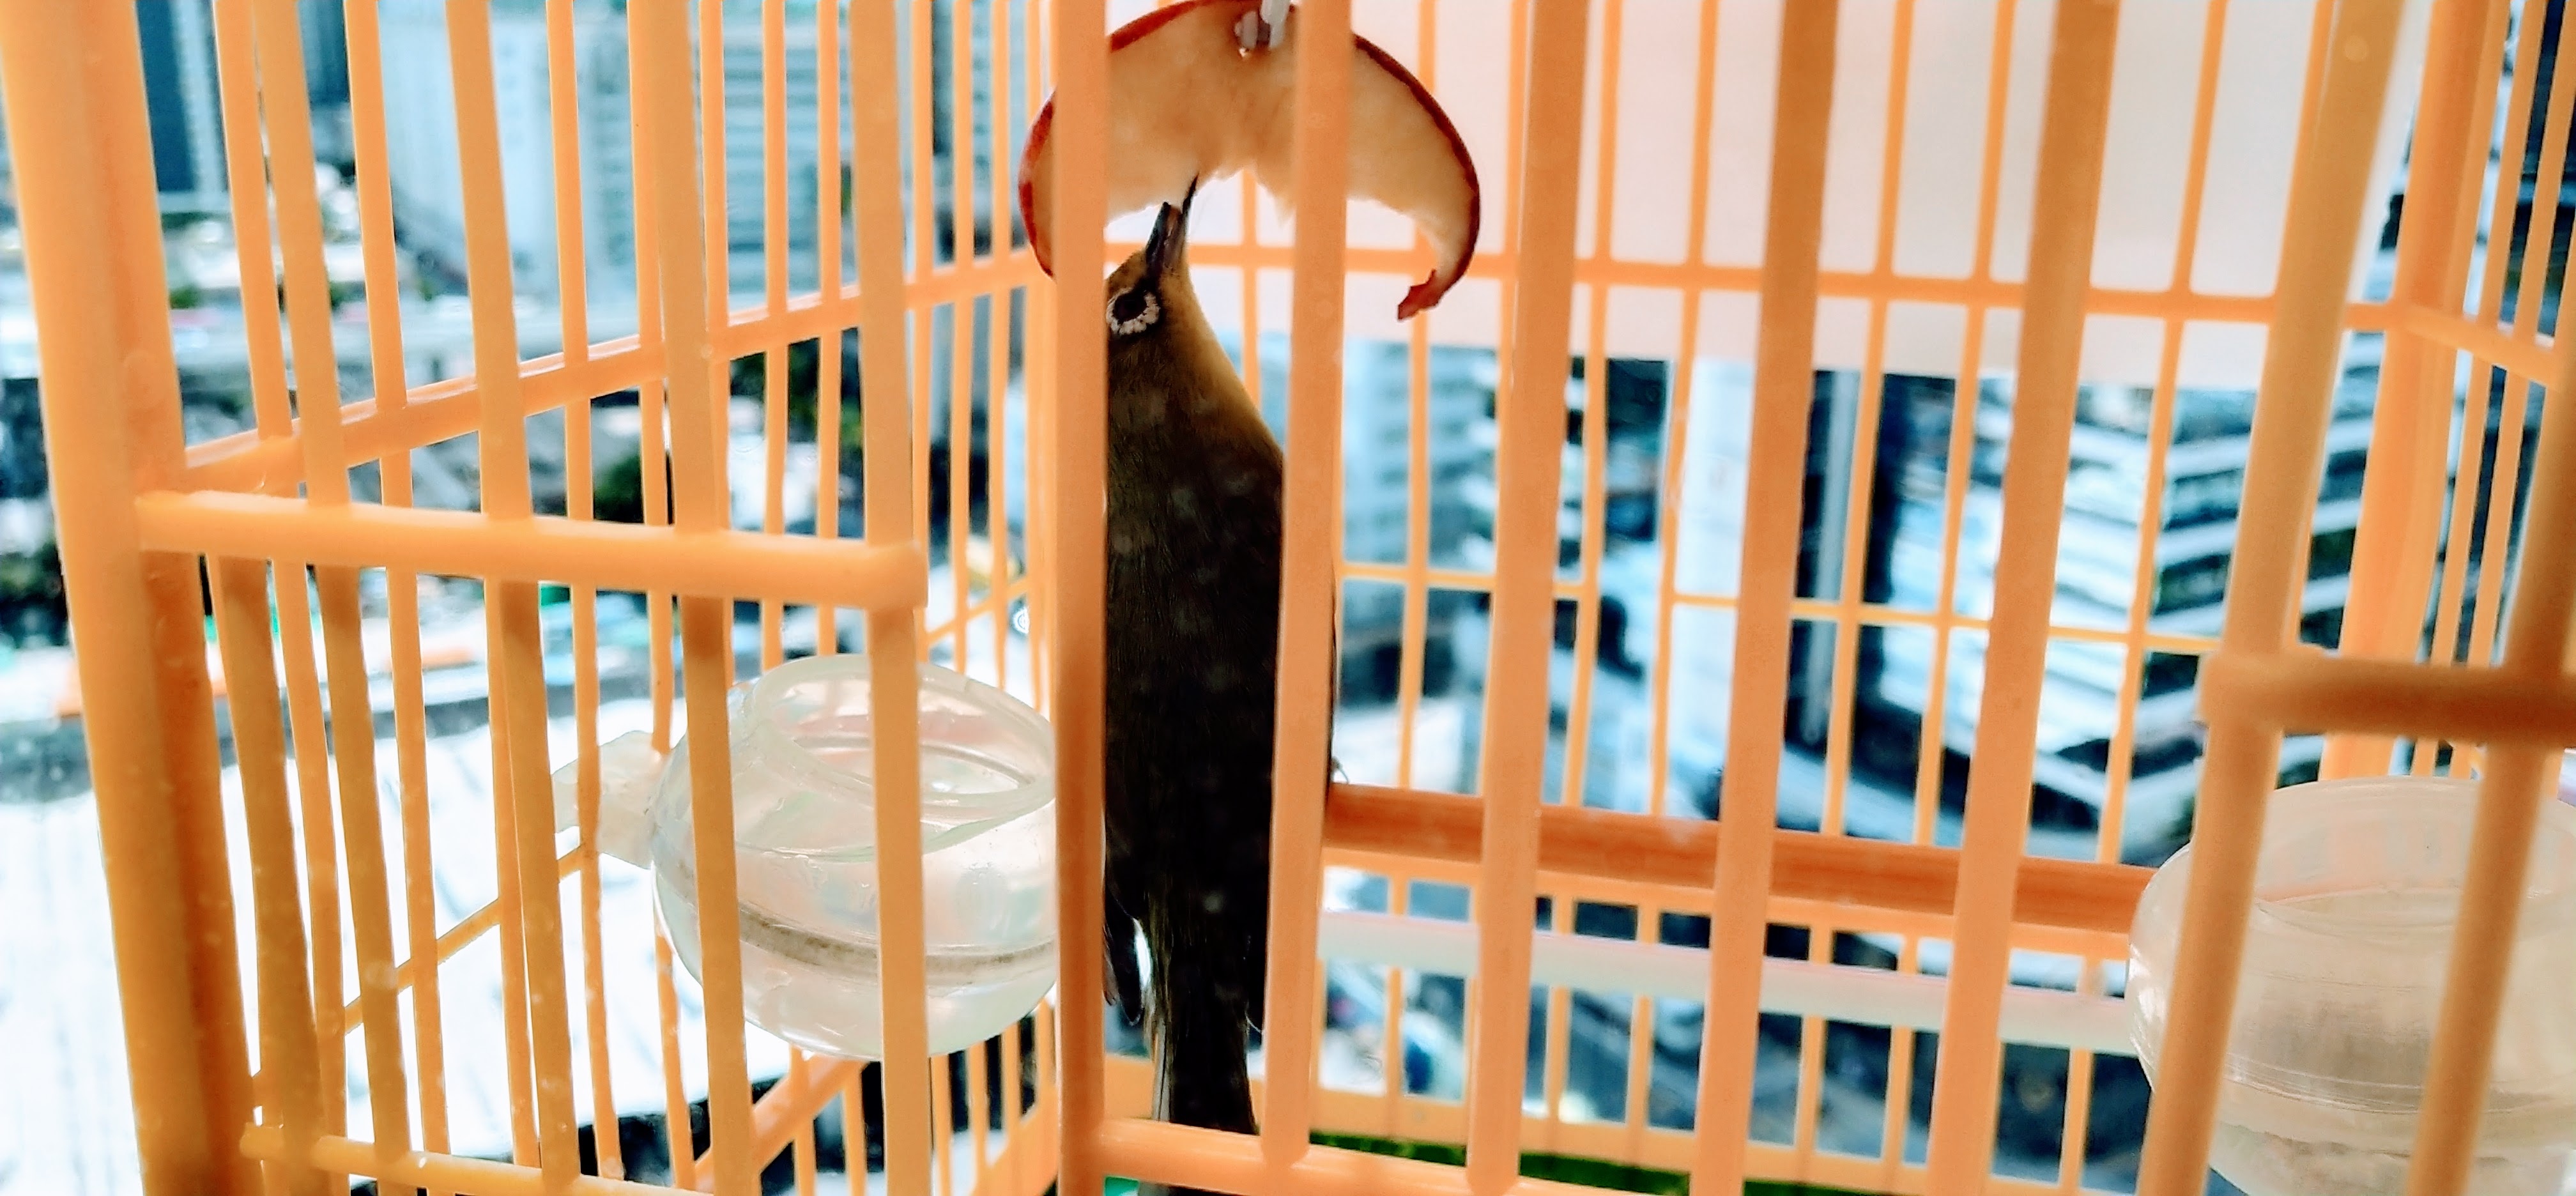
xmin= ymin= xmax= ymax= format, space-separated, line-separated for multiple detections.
xmin=1017 ymin=0 xmax=1480 ymax=320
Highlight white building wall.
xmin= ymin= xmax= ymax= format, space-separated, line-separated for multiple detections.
xmin=376 ymin=2 xmax=835 ymax=312
xmin=1652 ymin=359 xmax=1754 ymax=795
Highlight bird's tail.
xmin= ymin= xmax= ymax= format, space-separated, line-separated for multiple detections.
xmin=1139 ymin=957 xmax=1255 ymax=1196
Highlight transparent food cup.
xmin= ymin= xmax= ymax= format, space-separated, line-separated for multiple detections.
xmin=640 ymin=653 xmax=1057 ymax=1061
xmin=2127 ymin=776 xmax=2576 ymax=1196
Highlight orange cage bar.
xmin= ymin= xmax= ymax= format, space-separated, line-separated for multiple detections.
xmin=2 ymin=1 xmax=2570 ymax=1195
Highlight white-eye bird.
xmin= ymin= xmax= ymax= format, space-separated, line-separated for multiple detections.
xmin=1097 ymin=183 xmax=1303 ymax=1193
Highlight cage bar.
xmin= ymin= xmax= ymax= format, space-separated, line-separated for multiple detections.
xmin=6 ymin=2 xmax=2572 ymax=1196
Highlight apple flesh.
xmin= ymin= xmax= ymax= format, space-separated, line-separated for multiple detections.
xmin=1018 ymin=0 xmax=1480 ymax=320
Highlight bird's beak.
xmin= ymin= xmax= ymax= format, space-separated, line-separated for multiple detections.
xmin=1143 ymin=178 xmax=1198 ymax=279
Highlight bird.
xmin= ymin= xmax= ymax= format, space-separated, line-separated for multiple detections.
xmin=1098 ymin=179 xmax=1298 ymax=1183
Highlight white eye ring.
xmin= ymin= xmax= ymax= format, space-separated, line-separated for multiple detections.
xmin=1108 ymin=291 xmax=1160 ymax=335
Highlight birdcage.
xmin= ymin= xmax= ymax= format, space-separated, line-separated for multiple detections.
xmin=5 ymin=0 xmax=2573 ymax=1193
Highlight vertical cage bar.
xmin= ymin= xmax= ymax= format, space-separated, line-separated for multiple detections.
xmin=314 ymin=549 xmax=409 ymax=1157
xmin=1469 ymin=1 xmax=1590 ymax=1192
xmin=1689 ymin=3 xmax=1836 ymax=1193
xmin=247 ymin=0 xmax=351 ymax=494
xmin=951 ymin=0 xmax=977 ymax=273
xmin=1819 ymin=0 xmax=1920 ymax=845
xmin=1538 ymin=894 xmax=1575 ymax=1132
xmin=1038 ymin=1000 xmax=1061 ymax=1160
xmin=817 ymin=0 xmax=849 ymax=657
xmin=633 ymin=0 xmax=760 ymax=1189
xmin=1620 ymin=906 xmax=1655 ymax=1161
xmin=348 ymin=0 xmax=458 ymax=1165
xmin=544 ymin=0 xmax=620 ymax=1165
xmin=2459 ymin=38 xmax=2574 ymax=684
xmin=657 ymin=930 xmax=698 ymax=1189
xmin=567 ymin=411 xmax=624 ymax=1154
xmin=2263 ymin=0 xmax=2348 ymax=625
xmin=986 ymin=0 xmax=1022 ymax=692
xmin=273 ymin=567 xmax=348 ymax=1167
xmin=852 ymin=3 xmax=940 ymax=1193
xmin=2402 ymin=292 xmax=2576 ymax=1196
xmin=1922 ymin=1 xmax=2120 ymax=1186
xmin=1791 ymin=914 xmax=1830 ymax=1160
xmin=447 ymin=0 xmax=588 ymax=1180
xmin=2055 ymin=961 xmax=2105 ymax=1191
xmin=763 ymin=0 xmax=793 ymax=670
xmin=2421 ymin=0 xmax=2542 ymax=751
xmin=843 ymin=1070 xmax=870 ymax=1196
xmin=933 ymin=1056 xmax=958 ymax=1195
xmin=1262 ymin=0 xmax=1356 ymax=1170
xmin=702 ymin=0 xmax=733 ymax=337
xmin=911 ymin=0 xmax=939 ymax=590
xmin=571 ymin=574 xmax=620 ymax=1185
xmin=211 ymin=0 xmax=352 ymax=1142
xmin=2329 ymin=0 xmax=2510 ymax=776
xmin=1001 ymin=1017 xmax=1026 ymax=1151
xmin=1044 ymin=0 xmax=1111 ymax=1191
xmin=790 ymin=1054 xmax=821 ymax=1194
xmin=252 ymin=0 xmax=424 ymax=1167
xmin=551 ymin=0 xmax=592 ymax=359
xmin=632 ymin=0 xmax=682 ymax=758
xmin=2135 ymin=1 xmax=2410 ymax=1190
xmin=214 ymin=558 xmax=330 ymax=1196
xmin=967 ymin=1032 xmax=994 ymax=1171
xmin=2460 ymin=378 xmax=2536 ymax=682
xmin=1875 ymin=928 xmax=1927 ymax=1188
xmin=1023 ymin=0 xmax=1056 ymax=720
xmin=1238 ymin=2 xmax=1266 ymax=436
xmin=477 ymin=634 xmax=542 ymax=1166
xmin=631 ymin=0 xmax=665 ymax=341
xmin=951 ymin=295 xmax=977 ymax=663
xmin=116 ymin=0 xmax=263 ymax=1177
xmin=342 ymin=0 xmax=456 ymax=1168
xmin=1642 ymin=0 xmax=1722 ymax=822
xmin=206 ymin=0 xmax=296 ymax=441
xmin=2505 ymin=10 xmax=2574 ymax=347
xmin=1559 ymin=0 xmax=1623 ymax=818
xmin=1394 ymin=312 xmax=1430 ymax=790
xmin=766 ymin=0 xmax=791 ymax=324
xmin=1910 ymin=0 xmax=2020 ymax=854
xmin=1380 ymin=878 xmax=1413 ymax=1124
xmin=0 ymin=4 xmax=254 ymax=1189
xmin=2103 ymin=0 xmax=2230 ymax=876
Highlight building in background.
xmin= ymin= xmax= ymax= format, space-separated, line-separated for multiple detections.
xmin=376 ymin=0 xmax=645 ymax=303
xmin=1243 ymin=335 xmax=1493 ymax=710
xmin=373 ymin=0 xmax=1010 ymax=310
xmin=1512 ymin=330 xmax=2382 ymax=864
xmin=134 ymin=0 xmax=227 ymax=211
xmin=1865 ymin=361 xmax=2378 ymax=862
xmin=134 ymin=0 xmax=353 ymax=210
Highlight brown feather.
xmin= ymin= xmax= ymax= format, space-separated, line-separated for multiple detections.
xmin=1100 ymin=198 xmax=1293 ymax=1185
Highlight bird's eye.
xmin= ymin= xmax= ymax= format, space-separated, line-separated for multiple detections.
xmin=1108 ymin=288 xmax=1160 ymax=335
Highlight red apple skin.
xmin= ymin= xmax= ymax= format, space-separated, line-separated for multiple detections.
xmin=1015 ymin=0 xmax=1480 ymax=321
xmin=1015 ymin=0 xmax=1230 ymax=276
xmin=1353 ymin=32 xmax=1479 ymax=320
xmin=1016 ymin=98 xmax=1054 ymax=268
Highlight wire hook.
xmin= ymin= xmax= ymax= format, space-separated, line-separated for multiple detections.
xmin=1235 ymin=0 xmax=1291 ymax=51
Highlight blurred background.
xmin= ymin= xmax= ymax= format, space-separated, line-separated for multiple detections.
xmin=1 ymin=1 xmax=2568 ymax=1193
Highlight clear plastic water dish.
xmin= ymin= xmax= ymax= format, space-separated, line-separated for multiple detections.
xmin=563 ymin=654 xmax=1057 ymax=1061
xmin=2126 ymin=776 xmax=2576 ymax=1196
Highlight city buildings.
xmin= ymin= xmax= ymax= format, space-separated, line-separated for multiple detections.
xmin=3 ymin=2 xmax=2564 ymax=1185
xmin=373 ymin=0 xmax=1008 ymax=311
xmin=133 ymin=0 xmax=227 ymax=211
xmin=376 ymin=0 xmax=647 ymax=303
